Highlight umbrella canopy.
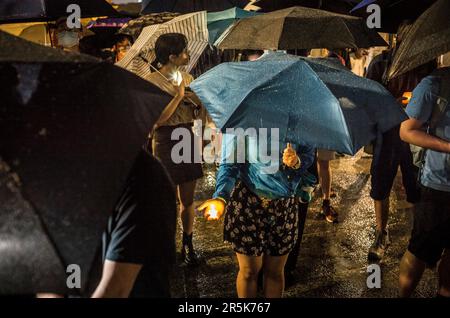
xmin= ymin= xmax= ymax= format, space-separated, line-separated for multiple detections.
xmin=114 ymin=3 xmax=142 ymax=18
xmin=388 ymin=0 xmax=450 ymax=79
xmin=118 ymin=12 xmax=180 ymax=41
xmin=207 ymin=7 xmax=259 ymax=44
xmin=141 ymin=0 xmax=251 ymax=15
xmin=255 ymin=0 xmax=356 ymax=14
xmin=0 ymin=0 xmax=119 ymax=24
xmin=19 ymin=23 xmax=52 ymax=46
xmin=116 ymin=11 xmax=209 ymax=79
xmin=215 ymin=6 xmax=387 ymax=50
xmin=350 ymin=0 xmax=376 ymax=12
xmin=350 ymin=0 xmax=437 ymax=33
xmin=0 ymin=30 xmax=172 ymax=295
xmin=190 ymin=51 xmax=406 ymax=155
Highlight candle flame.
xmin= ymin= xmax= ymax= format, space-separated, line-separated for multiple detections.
xmin=402 ymin=91 xmax=412 ymax=105
xmin=208 ymin=204 xmax=219 ymax=220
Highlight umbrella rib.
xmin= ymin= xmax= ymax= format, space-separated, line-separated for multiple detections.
xmin=336 ymin=17 xmax=357 ymax=49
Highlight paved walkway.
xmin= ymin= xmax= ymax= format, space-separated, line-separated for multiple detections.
xmin=170 ymin=152 xmax=437 ymax=298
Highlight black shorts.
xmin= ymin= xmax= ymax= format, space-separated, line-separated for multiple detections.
xmin=370 ymin=126 xmax=419 ymax=203
xmin=408 ymin=186 xmax=450 ymax=267
xmin=223 ymin=181 xmax=299 ymax=256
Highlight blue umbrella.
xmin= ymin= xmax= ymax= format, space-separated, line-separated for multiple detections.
xmin=350 ymin=0 xmax=376 ymax=12
xmin=190 ymin=51 xmax=407 ymax=155
xmin=207 ymin=7 xmax=259 ymax=44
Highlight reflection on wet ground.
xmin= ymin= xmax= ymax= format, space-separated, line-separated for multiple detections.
xmin=171 ymin=151 xmax=437 ymax=298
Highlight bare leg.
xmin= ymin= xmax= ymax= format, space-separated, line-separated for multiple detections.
xmin=263 ymin=254 xmax=289 ymax=298
xmin=236 ymin=253 xmax=263 ymax=298
xmin=438 ymin=249 xmax=450 ymax=297
xmin=374 ymin=198 xmax=389 ymax=231
xmin=318 ymin=159 xmax=331 ymax=200
xmin=399 ymin=250 xmax=426 ymax=297
xmin=178 ymin=180 xmax=196 ymax=235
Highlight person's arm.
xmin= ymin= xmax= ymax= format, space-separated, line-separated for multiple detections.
xmin=213 ymin=162 xmax=240 ymax=201
xmin=155 ymin=81 xmax=185 ymax=127
xmin=92 ymin=260 xmax=142 ymax=298
xmin=197 ymin=134 xmax=240 ymax=220
xmin=212 ymin=134 xmax=241 ymax=200
xmin=400 ymin=118 xmax=450 ymax=153
xmin=184 ymin=90 xmax=202 ymax=106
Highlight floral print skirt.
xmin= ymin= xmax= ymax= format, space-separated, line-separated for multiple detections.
xmin=223 ymin=181 xmax=299 ymax=256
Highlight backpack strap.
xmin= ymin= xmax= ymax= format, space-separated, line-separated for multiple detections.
xmin=429 ymin=71 xmax=450 ymax=135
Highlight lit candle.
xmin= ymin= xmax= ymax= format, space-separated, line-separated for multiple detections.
xmin=208 ymin=204 xmax=219 ymax=220
xmin=170 ymin=70 xmax=183 ymax=86
xmin=402 ymin=91 xmax=412 ymax=105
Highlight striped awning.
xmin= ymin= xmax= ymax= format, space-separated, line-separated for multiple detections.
xmin=116 ymin=11 xmax=209 ymax=79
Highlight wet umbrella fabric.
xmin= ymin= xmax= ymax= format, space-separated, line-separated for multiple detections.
xmin=190 ymin=51 xmax=406 ymax=155
xmin=207 ymin=7 xmax=258 ymax=44
xmin=141 ymin=0 xmax=251 ymax=15
xmin=215 ymin=6 xmax=387 ymax=50
xmin=388 ymin=0 xmax=450 ymax=79
xmin=0 ymin=0 xmax=119 ymax=24
xmin=118 ymin=12 xmax=180 ymax=41
xmin=0 ymin=31 xmax=172 ymax=295
xmin=254 ymin=0 xmax=356 ymax=14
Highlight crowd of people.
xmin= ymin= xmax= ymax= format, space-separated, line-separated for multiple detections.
xmin=19 ymin=16 xmax=450 ymax=298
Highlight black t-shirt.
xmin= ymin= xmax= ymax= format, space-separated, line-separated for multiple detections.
xmin=102 ymin=150 xmax=177 ymax=298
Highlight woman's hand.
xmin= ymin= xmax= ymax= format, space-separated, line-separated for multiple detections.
xmin=283 ymin=143 xmax=300 ymax=168
xmin=184 ymin=90 xmax=202 ymax=106
xmin=197 ymin=198 xmax=226 ymax=220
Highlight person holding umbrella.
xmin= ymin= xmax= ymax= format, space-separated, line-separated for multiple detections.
xmin=145 ymin=33 xmax=207 ymax=266
xmin=198 ymin=135 xmax=316 ymax=298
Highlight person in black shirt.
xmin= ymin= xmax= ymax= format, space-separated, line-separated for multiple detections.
xmin=93 ymin=150 xmax=177 ymax=298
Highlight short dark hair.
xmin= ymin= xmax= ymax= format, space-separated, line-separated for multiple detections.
xmin=114 ymin=33 xmax=134 ymax=46
xmin=154 ymin=33 xmax=188 ymax=66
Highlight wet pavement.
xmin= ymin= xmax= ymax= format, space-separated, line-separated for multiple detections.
xmin=170 ymin=152 xmax=437 ymax=298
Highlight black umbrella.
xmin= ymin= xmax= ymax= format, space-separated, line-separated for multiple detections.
xmin=388 ymin=0 xmax=450 ymax=79
xmin=0 ymin=30 xmax=172 ymax=295
xmin=216 ymin=6 xmax=387 ymax=50
xmin=350 ymin=0 xmax=437 ymax=33
xmin=0 ymin=0 xmax=119 ymax=24
xmin=118 ymin=12 xmax=181 ymax=41
xmin=254 ymin=0 xmax=356 ymax=14
xmin=141 ymin=0 xmax=251 ymax=14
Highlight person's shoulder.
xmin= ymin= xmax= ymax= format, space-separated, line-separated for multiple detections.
xmin=415 ymin=71 xmax=442 ymax=94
